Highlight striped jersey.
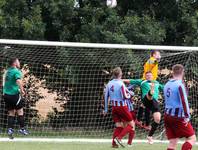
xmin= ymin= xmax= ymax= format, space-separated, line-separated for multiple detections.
xmin=104 ymin=79 xmax=130 ymax=113
xmin=164 ymin=79 xmax=190 ymax=119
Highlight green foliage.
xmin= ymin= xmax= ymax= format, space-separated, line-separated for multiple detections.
xmin=0 ymin=0 xmax=197 ymax=45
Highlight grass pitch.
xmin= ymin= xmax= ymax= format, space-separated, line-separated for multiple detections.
xmin=0 ymin=142 xmax=198 ymax=150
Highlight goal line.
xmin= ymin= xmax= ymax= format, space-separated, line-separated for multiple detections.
xmin=0 ymin=138 xmax=197 ymax=145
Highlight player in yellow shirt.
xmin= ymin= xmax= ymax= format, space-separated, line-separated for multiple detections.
xmin=142 ymin=50 xmax=161 ymax=80
xmin=136 ymin=50 xmax=161 ymax=131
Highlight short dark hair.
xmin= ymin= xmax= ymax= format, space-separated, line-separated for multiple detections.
xmin=172 ymin=64 xmax=184 ymax=76
xmin=112 ymin=67 xmax=122 ymax=78
xmin=151 ymin=50 xmax=160 ymax=56
xmin=9 ymin=57 xmax=18 ymax=66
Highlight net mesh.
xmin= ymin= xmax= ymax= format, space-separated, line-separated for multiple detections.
xmin=0 ymin=42 xmax=197 ymax=138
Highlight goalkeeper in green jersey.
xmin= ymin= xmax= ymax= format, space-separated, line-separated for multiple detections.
xmin=3 ymin=58 xmax=29 ymax=139
xmin=123 ymin=71 xmax=164 ymax=144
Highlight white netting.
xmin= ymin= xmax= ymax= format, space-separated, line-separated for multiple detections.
xmin=0 ymin=40 xmax=197 ymax=139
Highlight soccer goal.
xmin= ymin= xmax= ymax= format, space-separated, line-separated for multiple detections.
xmin=0 ymin=39 xmax=197 ymax=141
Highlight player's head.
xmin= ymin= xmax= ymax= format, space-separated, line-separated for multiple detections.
xmin=151 ymin=50 xmax=161 ymax=61
xmin=112 ymin=67 xmax=122 ymax=79
xmin=145 ymin=71 xmax=153 ymax=80
xmin=9 ymin=57 xmax=20 ymax=68
xmin=172 ymin=64 xmax=184 ymax=78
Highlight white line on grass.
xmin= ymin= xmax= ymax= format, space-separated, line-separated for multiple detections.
xmin=0 ymin=138 xmax=197 ymax=145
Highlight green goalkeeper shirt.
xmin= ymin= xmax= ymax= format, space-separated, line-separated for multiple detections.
xmin=3 ymin=67 xmax=22 ymax=95
xmin=129 ymin=79 xmax=164 ymax=101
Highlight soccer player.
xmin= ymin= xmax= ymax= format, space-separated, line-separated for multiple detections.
xmin=3 ymin=58 xmax=29 ymax=139
xmin=163 ymin=64 xmax=196 ymax=150
xmin=125 ymin=86 xmax=136 ymax=146
xmin=123 ymin=71 xmax=164 ymax=144
xmin=136 ymin=50 xmax=161 ymax=129
xmin=103 ymin=67 xmax=134 ymax=148
xmin=142 ymin=50 xmax=161 ymax=80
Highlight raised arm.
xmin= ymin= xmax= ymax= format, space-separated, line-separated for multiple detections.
xmin=123 ymin=79 xmax=142 ymax=86
xmin=122 ymin=79 xmax=131 ymax=84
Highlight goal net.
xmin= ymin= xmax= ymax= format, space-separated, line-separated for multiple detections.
xmin=0 ymin=39 xmax=197 ymax=139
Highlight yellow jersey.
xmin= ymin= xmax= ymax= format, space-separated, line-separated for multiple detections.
xmin=142 ymin=57 xmax=158 ymax=80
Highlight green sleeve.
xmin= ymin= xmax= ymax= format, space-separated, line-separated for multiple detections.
xmin=159 ymin=83 xmax=164 ymax=91
xmin=15 ymin=70 xmax=22 ymax=80
xmin=129 ymin=79 xmax=142 ymax=86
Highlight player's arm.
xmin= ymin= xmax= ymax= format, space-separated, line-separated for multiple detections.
xmin=122 ymin=79 xmax=130 ymax=84
xmin=178 ymin=84 xmax=190 ymax=119
xmin=159 ymin=82 xmax=164 ymax=91
xmin=121 ymin=84 xmax=131 ymax=99
xmin=15 ymin=71 xmax=25 ymax=95
xmin=104 ymin=85 xmax=109 ymax=114
xmin=123 ymin=79 xmax=142 ymax=86
xmin=16 ymin=79 xmax=25 ymax=95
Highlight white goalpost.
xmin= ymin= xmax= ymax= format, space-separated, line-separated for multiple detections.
xmin=0 ymin=39 xmax=197 ymax=144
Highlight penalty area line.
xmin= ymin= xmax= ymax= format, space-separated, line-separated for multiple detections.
xmin=0 ymin=138 xmax=197 ymax=145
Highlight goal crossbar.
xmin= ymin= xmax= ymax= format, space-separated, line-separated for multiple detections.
xmin=0 ymin=39 xmax=198 ymax=51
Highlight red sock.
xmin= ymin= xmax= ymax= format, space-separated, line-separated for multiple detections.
xmin=117 ymin=125 xmax=132 ymax=140
xmin=112 ymin=127 xmax=123 ymax=145
xmin=128 ymin=130 xmax=135 ymax=145
xmin=182 ymin=142 xmax=192 ymax=150
xmin=167 ymin=148 xmax=174 ymax=150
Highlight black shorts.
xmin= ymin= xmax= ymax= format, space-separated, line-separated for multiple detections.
xmin=3 ymin=94 xmax=24 ymax=110
xmin=142 ymin=96 xmax=160 ymax=113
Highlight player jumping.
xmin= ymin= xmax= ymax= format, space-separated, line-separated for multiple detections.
xmin=3 ymin=58 xmax=29 ymax=139
xmin=123 ymin=71 xmax=164 ymax=144
xmin=163 ymin=64 xmax=196 ymax=150
xmin=136 ymin=50 xmax=161 ymax=129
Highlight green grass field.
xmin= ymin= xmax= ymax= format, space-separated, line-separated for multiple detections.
xmin=0 ymin=142 xmax=198 ymax=150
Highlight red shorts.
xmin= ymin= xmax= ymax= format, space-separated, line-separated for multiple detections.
xmin=164 ymin=114 xmax=195 ymax=139
xmin=112 ymin=106 xmax=133 ymax=123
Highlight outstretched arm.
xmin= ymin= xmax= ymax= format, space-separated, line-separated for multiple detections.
xmin=123 ymin=79 xmax=142 ymax=86
xmin=122 ymin=79 xmax=131 ymax=84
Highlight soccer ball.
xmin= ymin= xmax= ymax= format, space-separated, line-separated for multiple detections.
xmin=106 ymin=0 xmax=117 ymax=8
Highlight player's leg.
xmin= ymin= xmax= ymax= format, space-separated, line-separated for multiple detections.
xmin=115 ymin=106 xmax=133 ymax=147
xmin=111 ymin=106 xmax=123 ymax=148
xmin=136 ymin=103 xmax=144 ymax=127
xmin=3 ymin=94 xmax=17 ymax=139
xmin=112 ymin=122 xmax=123 ymax=148
xmin=146 ymin=82 xmax=155 ymax=100
xmin=143 ymin=108 xmax=151 ymax=130
xmin=147 ymin=100 xmax=161 ymax=144
xmin=164 ymin=115 xmax=179 ymax=150
xmin=127 ymin=117 xmax=135 ymax=146
xmin=167 ymin=138 xmax=179 ymax=150
xmin=7 ymin=109 xmax=16 ymax=139
xmin=182 ymin=134 xmax=196 ymax=150
xmin=16 ymin=98 xmax=29 ymax=135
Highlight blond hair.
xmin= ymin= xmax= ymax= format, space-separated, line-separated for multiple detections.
xmin=112 ymin=67 xmax=122 ymax=78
